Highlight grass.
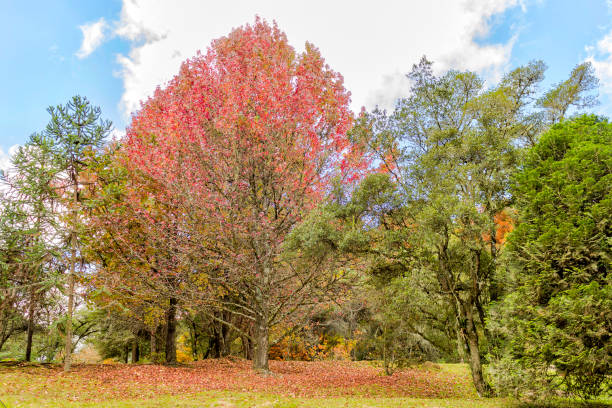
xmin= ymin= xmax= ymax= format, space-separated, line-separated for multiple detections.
xmin=0 ymin=360 xmax=608 ymax=408
xmin=0 ymin=391 xmax=515 ymax=408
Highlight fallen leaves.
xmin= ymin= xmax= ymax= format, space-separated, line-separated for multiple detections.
xmin=0 ymin=360 xmax=476 ymax=404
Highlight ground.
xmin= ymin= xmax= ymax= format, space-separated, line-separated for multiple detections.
xmin=0 ymin=360 xmax=609 ymax=407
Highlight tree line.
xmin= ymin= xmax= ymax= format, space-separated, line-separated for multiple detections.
xmin=0 ymin=19 xmax=609 ymax=401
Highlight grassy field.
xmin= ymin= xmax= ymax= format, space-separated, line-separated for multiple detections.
xmin=0 ymin=360 xmax=608 ymax=407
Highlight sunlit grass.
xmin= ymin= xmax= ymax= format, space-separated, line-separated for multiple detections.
xmin=0 ymin=362 xmax=609 ymax=408
xmin=0 ymin=390 xmax=516 ymax=408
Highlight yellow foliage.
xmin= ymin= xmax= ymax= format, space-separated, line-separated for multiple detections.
xmin=176 ymin=333 xmax=194 ymax=363
xmin=269 ymin=332 xmax=355 ymax=361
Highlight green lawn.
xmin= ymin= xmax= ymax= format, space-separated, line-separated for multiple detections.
xmin=0 ymin=390 xmax=515 ymax=408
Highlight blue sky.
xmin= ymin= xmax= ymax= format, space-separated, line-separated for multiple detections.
xmin=1 ymin=0 xmax=612 ymax=158
xmin=1 ymin=1 xmax=126 ymax=150
xmin=484 ymin=0 xmax=611 ymax=88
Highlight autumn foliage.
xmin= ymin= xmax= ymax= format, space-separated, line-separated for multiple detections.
xmin=117 ymin=18 xmax=370 ymax=371
xmin=482 ymin=208 xmax=515 ymax=247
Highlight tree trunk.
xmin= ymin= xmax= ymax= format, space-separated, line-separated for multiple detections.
xmin=204 ymin=336 xmax=213 ymax=359
xmin=64 ymin=180 xmax=78 ymax=372
xmin=25 ymin=288 xmax=36 ymax=362
xmin=463 ymin=310 xmax=490 ymax=397
xmin=63 ymin=251 xmax=75 ymax=371
xmin=190 ymin=320 xmax=199 ymax=360
xmin=242 ymin=335 xmax=253 ymax=360
xmin=220 ymin=318 xmax=231 ymax=357
xmin=150 ymin=329 xmax=157 ymax=358
xmin=210 ymin=330 xmax=220 ymax=358
xmin=438 ymin=246 xmax=491 ymax=396
xmin=456 ymin=329 xmax=466 ymax=363
xmin=131 ymin=339 xmax=139 ymax=363
xmin=252 ymin=315 xmax=269 ymax=372
xmin=0 ymin=329 xmax=8 ymax=353
xmin=0 ymin=303 xmax=15 ymax=353
xmin=156 ymin=324 xmax=164 ymax=360
xmin=124 ymin=344 xmax=129 ymax=363
xmin=165 ymin=297 xmax=177 ymax=364
xmin=210 ymin=314 xmax=231 ymax=358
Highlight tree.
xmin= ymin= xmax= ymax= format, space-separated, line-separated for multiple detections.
xmin=345 ymin=56 xmax=604 ymax=395
xmin=344 ymin=57 xmax=554 ymax=396
xmin=488 ymin=115 xmax=611 ymax=400
xmin=290 ymin=174 xmax=457 ymax=368
xmin=0 ymin=198 xmax=28 ymax=353
xmin=35 ymin=96 xmax=111 ymax=370
xmin=537 ymin=62 xmax=598 ymax=124
xmin=6 ymin=137 xmax=62 ymax=361
xmin=0 ymin=135 xmax=65 ymax=361
xmin=121 ymin=18 xmax=368 ymax=372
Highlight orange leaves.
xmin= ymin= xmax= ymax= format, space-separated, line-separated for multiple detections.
xmin=494 ymin=209 xmax=515 ymax=246
xmin=482 ymin=208 xmax=516 ymax=247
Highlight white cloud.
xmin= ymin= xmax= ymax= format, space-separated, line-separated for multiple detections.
xmin=109 ymin=127 xmax=126 ymax=142
xmin=0 ymin=145 xmax=19 ymax=180
xmin=587 ymin=31 xmax=612 ymax=96
xmin=108 ymin=0 xmax=525 ymax=117
xmin=76 ymin=18 xmax=110 ymax=59
xmin=585 ymin=0 xmax=612 ymax=119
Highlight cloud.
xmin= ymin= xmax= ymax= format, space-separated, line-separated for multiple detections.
xmin=109 ymin=127 xmax=126 ymax=142
xmin=0 ymin=145 xmax=20 ymax=179
xmin=587 ymin=31 xmax=612 ymax=96
xmin=76 ymin=18 xmax=110 ymax=59
xmin=108 ymin=0 xmax=525 ymax=117
xmin=585 ymin=0 xmax=612 ymax=119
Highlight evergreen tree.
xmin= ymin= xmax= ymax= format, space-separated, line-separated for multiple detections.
xmin=489 ymin=115 xmax=611 ymax=400
xmin=7 ymin=136 xmax=61 ymax=361
xmin=35 ymin=96 xmax=111 ymax=370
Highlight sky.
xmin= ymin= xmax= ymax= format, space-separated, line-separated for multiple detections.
xmin=2 ymin=0 xmax=612 ymax=169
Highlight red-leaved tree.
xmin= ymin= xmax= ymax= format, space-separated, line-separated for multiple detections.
xmin=122 ymin=18 xmax=368 ymax=371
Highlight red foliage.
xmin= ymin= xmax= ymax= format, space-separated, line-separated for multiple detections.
xmin=114 ymin=18 xmax=373 ymax=368
xmin=124 ymin=17 xmax=367 ymax=230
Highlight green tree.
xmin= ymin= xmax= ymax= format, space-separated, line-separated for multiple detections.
xmin=83 ymin=145 xmax=190 ymax=365
xmin=347 ymin=58 xmax=548 ymax=396
xmin=0 ymin=198 xmax=28 ymax=353
xmin=488 ymin=115 xmax=611 ymax=400
xmin=35 ymin=96 xmax=111 ymax=370
xmin=0 ymin=136 xmax=65 ymax=361
xmin=307 ymin=174 xmax=459 ymax=368
xmin=345 ymin=57 xmax=601 ymax=396
xmin=537 ymin=62 xmax=599 ymax=124
xmin=7 ymin=137 xmax=62 ymax=361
